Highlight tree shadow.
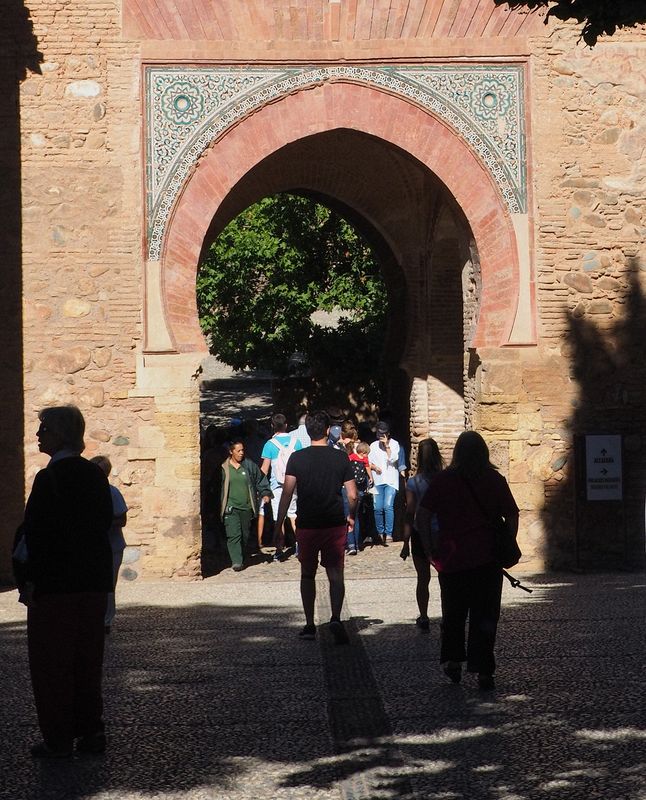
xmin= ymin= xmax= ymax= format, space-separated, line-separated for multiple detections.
xmin=1 ymin=573 xmax=645 ymax=798
xmin=0 ymin=2 xmax=42 ymax=583
xmin=542 ymin=262 xmax=646 ymax=570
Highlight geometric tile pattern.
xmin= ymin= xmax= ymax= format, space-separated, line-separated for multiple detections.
xmin=145 ymin=64 xmax=526 ymax=259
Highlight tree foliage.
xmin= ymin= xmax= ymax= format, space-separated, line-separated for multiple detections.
xmin=197 ymin=194 xmax=386 ymax=393
xmin=494 ymin=0 xmax=646 ymax=45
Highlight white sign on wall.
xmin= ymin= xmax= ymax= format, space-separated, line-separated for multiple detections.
xmin=585 ymin=435 xmax=622 ymax=501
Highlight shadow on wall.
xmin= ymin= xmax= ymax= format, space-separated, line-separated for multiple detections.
xmin=543 ymin=261 xmax=646 ymax=570
xmin=1 ymin=574 xmax=645 ymax=798
xmin=0 ymin=3 xmax=43 ymax=583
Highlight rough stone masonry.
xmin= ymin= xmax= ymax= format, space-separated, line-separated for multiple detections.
xmin=2 ymin=1 xmax=645 ymax=582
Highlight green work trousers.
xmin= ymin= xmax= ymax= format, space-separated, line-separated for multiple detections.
xmin=223 ymin=508 xmax=254 ymax=567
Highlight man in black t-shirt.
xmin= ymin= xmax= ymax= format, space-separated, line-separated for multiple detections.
xmin=275 ymin=411 xmax=357 ymax=643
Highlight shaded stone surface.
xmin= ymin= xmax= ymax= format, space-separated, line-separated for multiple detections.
xmin=1 ymin=553 xmax=645 ymax=799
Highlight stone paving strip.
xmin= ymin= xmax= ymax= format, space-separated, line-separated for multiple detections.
xmin=0 ymin=547 xmax=645 ymax=799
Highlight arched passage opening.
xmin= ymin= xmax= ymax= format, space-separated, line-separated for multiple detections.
xmin=192 ymin=127 xmax=477 ymax=452
xmin=141 ymin=81 xmax=523 ymax=577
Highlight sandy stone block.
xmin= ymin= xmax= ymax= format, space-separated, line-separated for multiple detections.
xmin=80 ymin=385 xmax=105 ymax=407
xmin=479 ymin=408 xmax=519 ymax=432
xmin=563 ymin=273 xmax=593 ymax=293
xmin=92 ymin=348 xmax=112 ymax=367
xmin=138 ymin=426 xmax=166 ymax=449
xmin=625 ymin=207 xmax=642 ymax=225
xmin=509 ymin=440 xmax=524 ymax=462
xmin=154 ymin=412 xmax=200 ymax=451
xmin=512 ymin=482 xmax=545 ymax=511
xmin=25 ymin=303 xmax=52 ymax=322
xmin=38 ymin=383 xmax=74 ymax=407
xmin=596 ymin=276 xmax=621 ymax=292
xmin=46 ymin=346 xmax=92 ymax=374
xmin=65 ymin=80 xmax=102 ymax=98
xmin=86 ymin=132 xmax=106 ymax=149
xmin=63 ymin=298 xmax=92 ymax=317
xmin=594 ymin=128 xmax=621 ymax=145
xmin=522 ymin=361 xmax=570 ymax=404
xmin=89 ymin=428 xmax=111 ymax=442
xmin=519 ymin=411 xmax=543 ymax=432
xmin=526 ymin=445 xmax=555 ymax=480
xmin=509 ymin=462 xmax=529 ymax=483
xmin=142 ymin=486 xmax=198 ymax=518
xmin=155 ymin=457 xmax=199 ymax=485
xmin=587 ymin=299 xmax=613 ymax=314
xmin=481 ymin=363 xmax=522 ymax=395
xmin=582 ymin=213 xmax=606 ymax=229
xmin=126 ymin=447 xmax=158 ymax=461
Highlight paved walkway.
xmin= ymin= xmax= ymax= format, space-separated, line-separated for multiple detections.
xmin=1 ymin=547 xmax=645 ymax=799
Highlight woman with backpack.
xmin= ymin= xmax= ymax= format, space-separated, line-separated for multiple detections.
xmin=401 ymin=438 xmax=444 ymax=631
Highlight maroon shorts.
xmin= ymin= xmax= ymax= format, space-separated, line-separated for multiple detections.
xmin=296 ymin=525 xmax=347 ymax=572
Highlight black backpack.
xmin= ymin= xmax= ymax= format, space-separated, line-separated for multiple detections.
xmin=351 ymin=459 xmax=369 ymax=492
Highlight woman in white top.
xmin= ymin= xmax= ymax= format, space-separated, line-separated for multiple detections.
xmin=369 ymin=421 xmax=403 ymax=542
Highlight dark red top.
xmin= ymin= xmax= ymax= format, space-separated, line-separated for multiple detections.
xmin=420 ymin=467 xmax=518 ymax=573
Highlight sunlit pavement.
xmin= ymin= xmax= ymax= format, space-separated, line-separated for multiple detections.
xmin=1 ymin=545 xmax=645 ymax=800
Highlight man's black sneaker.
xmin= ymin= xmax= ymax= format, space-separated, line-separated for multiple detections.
xmin=415 ymin=616 xmax=430 ymax=632
xmin=30 ymin=742 xmax=72 ymax=759
xmin=76 ymin=732 xmax=107 ymax=754
xmin=329 ymin=618 xmax=349 ymax=645
xmin=298 ymin=624 xmax=316 ymax=640
xmin=443 ymin=661 xmax=462 ymax=684
xmin=478 ymin=674 xmax=495 ymax=691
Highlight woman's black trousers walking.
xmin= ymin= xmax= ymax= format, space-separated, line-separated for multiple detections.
xmin=438 ymin=563 xmax=503 ymax=676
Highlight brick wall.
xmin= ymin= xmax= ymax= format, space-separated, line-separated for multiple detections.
xmin=4 ymin=2 xmax=645 ymax=580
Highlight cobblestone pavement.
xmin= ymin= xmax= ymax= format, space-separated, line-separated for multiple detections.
xmin=1 ymin=545 xmax=645 ymax=800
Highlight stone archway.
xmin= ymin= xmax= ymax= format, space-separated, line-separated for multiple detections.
xmin=150 ymin=78 xmax=529 ymax=356
xmin=137 ymin=72 xmax=534 ymax=577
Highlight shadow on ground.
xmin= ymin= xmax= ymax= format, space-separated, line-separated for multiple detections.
xmin=0 ymin=573 xmax=645 ymax=799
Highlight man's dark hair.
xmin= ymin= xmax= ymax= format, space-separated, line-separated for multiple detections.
xmin=305 ymin=411 xmax=330 ymax=441
xmin=271 ymin=413 xmax=287 ymax=432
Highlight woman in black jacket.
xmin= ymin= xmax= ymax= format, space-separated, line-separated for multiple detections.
xmin=20 ymin=405 xmax=113 ymax=758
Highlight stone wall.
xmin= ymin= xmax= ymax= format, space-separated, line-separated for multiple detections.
xmin=476 ymin=27 xmax=646 ymax=569
xmin=3 ymin=2 xmax=645 ymax=581
xmin=13 ymin=0 xmax=202 ymax=582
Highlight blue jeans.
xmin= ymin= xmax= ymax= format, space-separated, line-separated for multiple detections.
xmin=342 ymin=488 xmax=365 ymax=551
xmin=373 ymin=484 xmax=397 ymax=537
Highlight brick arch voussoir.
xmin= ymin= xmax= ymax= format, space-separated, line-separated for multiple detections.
xmin=161 ymin=81 xmax=520 ymax=353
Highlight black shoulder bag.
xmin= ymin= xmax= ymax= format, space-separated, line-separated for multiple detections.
xmin=461 ymin=475 xmax=531 ymax=592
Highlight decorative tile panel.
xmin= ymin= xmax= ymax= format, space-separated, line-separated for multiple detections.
xmin=145 ymin=64 xmax=527 ymax=260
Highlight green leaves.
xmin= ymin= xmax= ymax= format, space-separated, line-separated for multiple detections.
xmin=196 ymin=193 xmax=386 ymax=382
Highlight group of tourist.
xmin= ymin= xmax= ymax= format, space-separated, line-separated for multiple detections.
xmin=201 ymin=409 xmax=411 ymax=569
xmin=205 ymin=409 xmax=519 ymax=694
xmin=13 ymin=403 xmax=519 ymax=759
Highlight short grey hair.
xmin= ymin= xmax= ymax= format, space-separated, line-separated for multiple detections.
xmin=39 ymin=405 xmax=86 ymax=453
